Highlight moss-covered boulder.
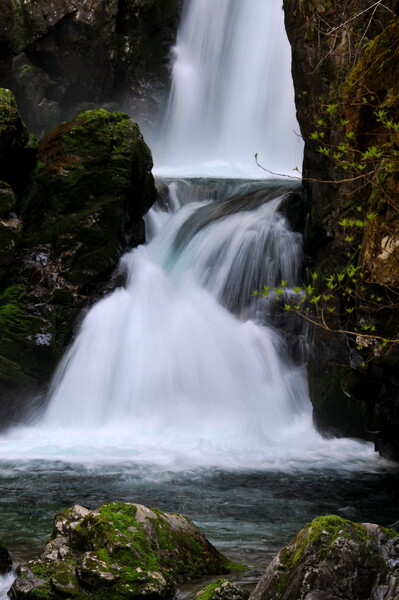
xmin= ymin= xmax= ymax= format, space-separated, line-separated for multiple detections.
xmin=192 ymin=579 xmax=249 ymax=600
xmin=21 ymin=109 xmax=155 ymax=286
xmin=0 ymin=109 xmax=156 ymax=425
xmin=250 ymin=515 xmax=399 ymax=600
xmin=10 ymin=502 xmax=244 ymax=600
xmin=0 ymin=535 xmax=12 ymax=575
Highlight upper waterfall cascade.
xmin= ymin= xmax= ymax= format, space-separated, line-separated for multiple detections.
xmin=154 ymin=0 xmax=303 ymax=178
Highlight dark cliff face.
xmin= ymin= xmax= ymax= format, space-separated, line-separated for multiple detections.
xmin=284 ymin=1 xmax=399 ymax=459
xmin=0 ymin=0 xmax=182 ymax=138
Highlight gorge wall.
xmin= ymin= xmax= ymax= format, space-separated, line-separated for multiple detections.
xmin=284 ymin=1 xmax=399 ymax=459
xmin=0 ymin=0 xmax=182 ymax=137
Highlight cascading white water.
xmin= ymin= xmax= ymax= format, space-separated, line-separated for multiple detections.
xmin=0 ymin=1 xmax=383 ymax=472
xmin=42 ymin=187 xmax=310 ymax=446
xmin=154 ymin=0 xmax=303 ymax=177
xmin=0 ymin=182 xmax=381 ymax=471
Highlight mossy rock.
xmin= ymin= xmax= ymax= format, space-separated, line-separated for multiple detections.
xmin=20 ymin=109 xmax=155 ymax=286
xmin=0 ymin=283 xmax=56 ymax=409
xmin=250 ymin=515 xmax=399 ymax=600
xmin=0 ymin=109 xmax=156 ymax=424
xmin=192 ymin=578 xmax=249 ymax=600
xmin=11 ymin=502 xmax=245 ymax=600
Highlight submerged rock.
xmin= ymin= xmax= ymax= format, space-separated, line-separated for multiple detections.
xmin=10 ymin=501 xmax=244 ymax=600
xmin=249 ymin=515 xmax=399 ymax=600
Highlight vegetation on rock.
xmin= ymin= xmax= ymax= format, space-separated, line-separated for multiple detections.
xmin=249 ymin=515 xmax=399 ymax=600
xmin=0 ymin=96 xmax=157 ymax=426
xmin=192 ymin=578 xmax=249 ymax=600
xmin=10 ymin=502 xmax=245 ymax=600
xmin=283 ymin=1 xmax=399 ymax=458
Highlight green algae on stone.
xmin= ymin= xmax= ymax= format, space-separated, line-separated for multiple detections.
xmin=11 ymin=502 xmax=245 ymax=600
xmin=192 ymin=578 xmax=249 ymax=600
xmin=250 ymin=515 xmax=399 ymax=600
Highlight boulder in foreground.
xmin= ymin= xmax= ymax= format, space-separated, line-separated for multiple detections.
xmin=250 ymin=515 xmax=399 ymax=600
xmin=10 ymin=501 xmax=244 ymax=599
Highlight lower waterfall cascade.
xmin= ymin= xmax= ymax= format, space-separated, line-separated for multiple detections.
xmin=0 ymin=180 xmax=388 ymax=471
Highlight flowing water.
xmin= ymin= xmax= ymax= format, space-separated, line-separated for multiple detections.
xmin=0 ymin=180 xmax=397 ymax=597
xmin=0 ymin=1 xmax=398 ymax=597
xmin=153 ymin=0 xmax=303 ymax=178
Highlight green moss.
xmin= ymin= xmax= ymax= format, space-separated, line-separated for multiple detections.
xmin=194 ymin=578 xmax=226 ymax=600
xmin=344 ymin=19 xmax=399 ymax=103
xmin=274 ymin=515 xmax=373 ymax=597
xmin=26 ymin=502 xmax=245 ymax=599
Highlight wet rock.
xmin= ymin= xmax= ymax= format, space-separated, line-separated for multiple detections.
xmin=10 ymin=501 xmax=244 ymax=600
xmin=249 ymin=515 xmax=399 ymax=600
xmin=192 ymin=578 xmax=249 ymax=600
xmin=0 ymin=180 xmax=17 ymax=217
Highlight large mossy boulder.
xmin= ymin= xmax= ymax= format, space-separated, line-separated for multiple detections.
xmin=21 ymin=108 xmax=155 ymax=285
xmin=0 ymin=108 xmax=156 ymax=425
xmin=250 ymin=515 xmax=399 ymax=600
xmin=10 ymin=502 xmax=243 ymax=600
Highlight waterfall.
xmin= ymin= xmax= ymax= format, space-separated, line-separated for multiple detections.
xmin=1 ymin=180 xmax=379 ymax=471
xmin=0 ymin=1 xmax=381 ymax=472
xmin=154 ymin=0 xmax=303 ymax=177
xmin=41 ymin=184 xmax=311 ymax=447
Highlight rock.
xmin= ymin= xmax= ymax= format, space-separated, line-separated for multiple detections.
xmin=0 ymin=535 xmax=12 ymax=575
xmin=249 ymin=515 xmax=399 ymax=600
xmin=0 ymin=88 xmax=37 ymax=191
xmin=0 ymin=182 xmax=21 ymax=278
xmin=0 ymin=108 xmax=156 ymax=426
xmin=192 ymin=578 xmax=249 ymax=600
xmin=0 ymin=0 xmax=181 ymax=137
xmin=0 ymin=180 xmax=17 ymax=217
xmin=283 ymin=2 xmax=399 ymax=459
xmin=21 ymin=108 xmax=155 ymax=285
xmin=10 ymin=502 xmax=244 ymax=600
